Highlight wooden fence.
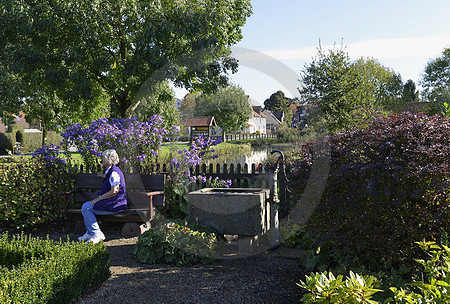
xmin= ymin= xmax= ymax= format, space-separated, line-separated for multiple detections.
xmin=2 ymin=160 xmax=295 ymax=218
xmin=224 ymin=133 xmax=276 ymax=141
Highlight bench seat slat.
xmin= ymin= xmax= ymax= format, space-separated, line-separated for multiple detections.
xmin=66 ymin=208 xmax=152 ymax=222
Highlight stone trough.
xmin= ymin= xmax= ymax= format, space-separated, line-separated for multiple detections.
xmin=188 ymin=188 xmax=277 ymax=252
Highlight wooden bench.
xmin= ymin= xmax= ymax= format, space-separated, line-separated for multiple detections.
xmin=63 ymin=173 xmax=165 ymax=237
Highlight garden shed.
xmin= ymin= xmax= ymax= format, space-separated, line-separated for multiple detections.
xmin=185 ymin=116 xmax=217 ymax=138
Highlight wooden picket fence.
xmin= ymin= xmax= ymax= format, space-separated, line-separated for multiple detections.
xmin=1 ymin=159 xmax=295 ymax=218
xmin=224 ymin=133 xmax=276 ymax=141
xmin=75 ymin=161 xmax=295 ymax=218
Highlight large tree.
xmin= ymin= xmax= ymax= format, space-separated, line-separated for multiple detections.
xmin=194 ymin=85 xmax=252 ymax=133
xmin=263 ymin=90 xmax=293 ymax=126
xmin=299 ymin=47 xmax=403 ymax=132
xmin=134 ymin=81 xmax=178 ymax=130
xmin=401 ymin=79 xmax=420 ymax=103
xmin=0 ymin=0 xmax=252 ymax=121
xmin=421 ymin=47 xmax=450 ymax=113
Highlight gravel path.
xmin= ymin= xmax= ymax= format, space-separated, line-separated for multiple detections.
xmin=76 ymin=234 xmax=307 ymax=304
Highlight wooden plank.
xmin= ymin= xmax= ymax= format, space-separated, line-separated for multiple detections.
xmin=126 ymin=192 xmax=151 ymax=208
xmin=74 ymin=192 xmax=98 ymax=204
xmin=75 ymin=173 xmax=103 ymax=188
xmin=124 ymin=173 xmax=165 ymax=190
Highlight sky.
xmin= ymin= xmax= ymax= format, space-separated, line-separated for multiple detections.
xmin=174 ymin=0 xmax=450 ymax=106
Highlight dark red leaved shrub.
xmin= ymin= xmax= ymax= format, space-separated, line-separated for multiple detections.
xmin=290 ymin=112 xmax=449 ymax=270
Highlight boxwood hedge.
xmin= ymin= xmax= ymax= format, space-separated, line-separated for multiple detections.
xmin=0 ymin=233 xmax=111 ymax=304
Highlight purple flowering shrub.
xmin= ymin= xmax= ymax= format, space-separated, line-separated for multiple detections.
xmin=32 ymin=145 xmax=69 ymax=167
xmin=165 ymin=136 xmax=231 ymax=218
xmin=289 ymin=112 xmax=449 ymax=271
xmin=61 ymin=116 xmax=177 ymax=173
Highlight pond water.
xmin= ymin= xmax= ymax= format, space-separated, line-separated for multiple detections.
xmin=204 ymin=144 xmax=297 ymax=171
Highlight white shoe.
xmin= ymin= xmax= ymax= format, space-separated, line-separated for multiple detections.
xmin=78 ymin=233 xmax=92 ymax=242
xmin=87 ymin=232 xmax=105 ymax=244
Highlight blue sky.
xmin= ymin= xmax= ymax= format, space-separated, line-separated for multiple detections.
xmin=175 ymin=0 xmax=450 ymax=106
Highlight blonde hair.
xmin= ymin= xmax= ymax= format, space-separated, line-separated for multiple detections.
xmin=102 ymin=149 xmax=119 ymax=165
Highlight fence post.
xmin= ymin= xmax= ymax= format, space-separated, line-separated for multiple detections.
xmin=268 ymin=161 xmax=280 ymax=248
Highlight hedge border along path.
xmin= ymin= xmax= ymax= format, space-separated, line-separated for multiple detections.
xmin=0 ymin=233 xmax=111 ymax=304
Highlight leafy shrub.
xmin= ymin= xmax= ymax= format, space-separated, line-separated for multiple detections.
xmin=290 ymin=112 xmax=449 ymax=271
xmin=298 ymin=271 xmax=382 ymax=304
xmin=134 ymin=221 xmax=217 ymax=266
xmin=386 ymin=242 xmax=450 ymax=304
xmin=0 ymin=152 xmax=77 ymax=230
xmin=298 ymin=242 xmax=449 ymax=304
xmin=276 ymin=124 xmax=303 ymax=142
xmin=283 ymin=224 xmax=315 ymax=250
xmin=0 ymin=233 xmax=110 ymax=304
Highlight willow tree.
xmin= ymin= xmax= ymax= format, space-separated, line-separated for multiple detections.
xmin=0 ymin=0 xmax=252 ymax=122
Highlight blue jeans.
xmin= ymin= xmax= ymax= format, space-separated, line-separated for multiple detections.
xmin=81 ymin=201 xmax=116 ymax=235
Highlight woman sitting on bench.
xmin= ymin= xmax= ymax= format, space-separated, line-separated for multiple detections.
xmin=78 ymin=149 xmax=127 ymax=244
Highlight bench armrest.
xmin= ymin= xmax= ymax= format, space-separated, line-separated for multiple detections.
xmin=146 ymin=191 xmax=164 ymax=197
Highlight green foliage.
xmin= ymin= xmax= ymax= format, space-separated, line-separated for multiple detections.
xmin=298 ymin=271 xmax=382 ymax=304
xmin=0 ymin=132 xmax=12 ymax=155
xmin=276 ymin=124 xmax=304 ymax=142
xmin=23 ymin=132 xmax=43 ymax=154
xmin=263 ymin=90 xmax=295 ymax=126
xmin=134 ymin=222 xmax=217 ymax=266
xmin=195 ymin=84 xmax=253 ymax=133
xmin=0 ymin=0 xmax=252 ymax=119
xmin=0 ymin=156 xmax=77 ymax=230
xmin=283 ymin=224 xmax=315 ymax=250
xmin=290 ymin=112 xmax=449 ymax=272
xmin=441 ymin=101 xmax=450 ymax=117
xmin=401 ymin=79 xmax=420 ymax=103
xmin=134 ymin=81 xmax=179 ymax=130
xmin=299 ymin=47 xmax=402 ymax=132
xmin=298 ymin=243 xmax=450 ymax=304
xmin=0 ymin=233 xmax=110 ymax=304
xmin=421 ymin=47 xmax=450 ymax=114
xmin=385 ymin=242 xmax=450 ymax=304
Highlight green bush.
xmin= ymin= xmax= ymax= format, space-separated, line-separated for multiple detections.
xmin=134 ymin=221 xmax=217 ymax=266
xmin=276 ymin=125 xmax=303 ymax=142
xmin=290 ymin=112 xmax=449 ymax=272
xmin=0 ymin=233 xmax=111 ymax=304
xmin=23 ymin=132 xmax=42 ymax=153
xmin=298 ymin=242 xmax=450 ymax=304
xmin=299 ymin=271 xmax=382 ymax=304
xmin=0 ymin=155 xmax=77 ymax=230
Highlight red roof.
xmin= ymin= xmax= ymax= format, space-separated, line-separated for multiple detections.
xmin=185 ymin=116 xmax=217 ymax=127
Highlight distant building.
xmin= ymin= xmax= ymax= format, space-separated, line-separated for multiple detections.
xmin=290 ymin=104 xmax=309 ymax=129
xmin=0 ymin=112 xmax=31 ymax=133
xmin=244 ymin=106 xmax=267 ymax=134
xmin=184 ymin=116 xmax=218 ymax=138
xmin=262 ymin=109 xmax=283 ymax=132
xmin=175 ymin=98 xmax=184 ymax=109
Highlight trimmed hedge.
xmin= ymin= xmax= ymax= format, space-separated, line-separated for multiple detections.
xmin=290 ymin=112 xmax=449 ymax=271
xmin=0 ymin=233 xmax=111 ymax=303
xmin=0 ymin=156 xmax=76 ymax=230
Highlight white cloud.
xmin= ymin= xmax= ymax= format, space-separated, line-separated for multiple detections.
xmin=257 ymin=33 xmax=450 ymax=61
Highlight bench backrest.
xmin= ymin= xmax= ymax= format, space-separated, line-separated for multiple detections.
xmin=73 ymin=173 xmax=165 ymax=208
